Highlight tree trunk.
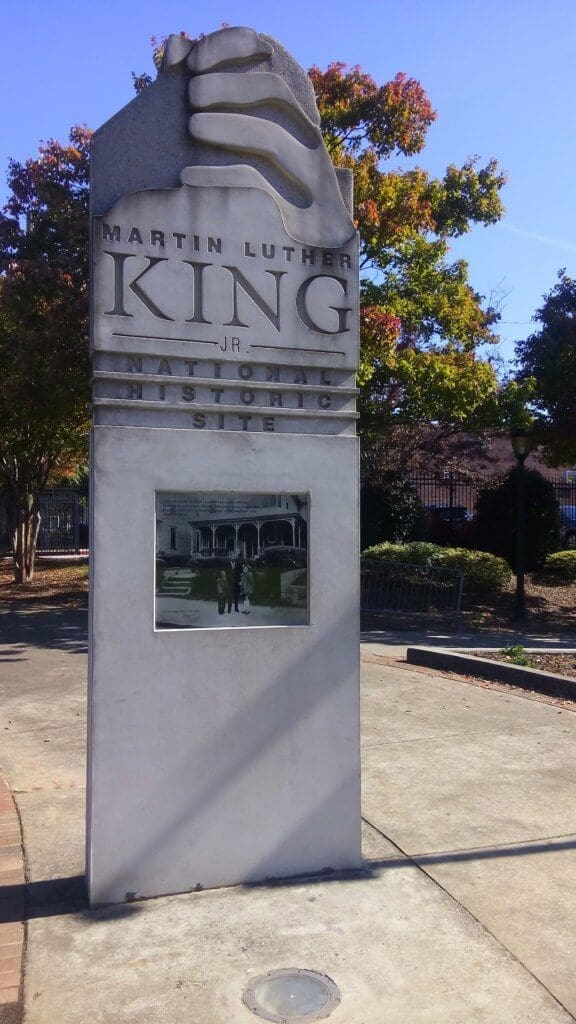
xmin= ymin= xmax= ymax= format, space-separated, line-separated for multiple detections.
xmin=7 ymin=493 xmax=41 ymax=583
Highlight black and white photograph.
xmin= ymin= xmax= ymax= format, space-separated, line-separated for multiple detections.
xmin=155 ymin=491 xmax=309 ymax=628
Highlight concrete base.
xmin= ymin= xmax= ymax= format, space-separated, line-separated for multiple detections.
xmin=88 ymin=427 xmax=361 ymax=904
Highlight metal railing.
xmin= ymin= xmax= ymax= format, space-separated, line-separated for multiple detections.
xmin=409 ymin=471 xmax=576 ymax=547
xmin=410 ymin=471 xmax=576 ymax=517
xmin=361 ymin=559 xmax=464 ymax=623
xmin=37 ymin=490 xmax=88 ymax=552
xmin=0 ymin=489 xmax=89 ymax=554
xmin=409 ymin=471 xmax=477 ymax=519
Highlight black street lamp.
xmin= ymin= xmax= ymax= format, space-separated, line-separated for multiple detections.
xmin=510 ymin=428 xmax=535 ymax=622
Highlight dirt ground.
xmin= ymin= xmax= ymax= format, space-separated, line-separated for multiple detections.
xmin=0 ymin=560 xmax=88 ymax=607
xmin=462 ymin=572 xmax=576 ymax=632
xmin=476 ymin=649 xmax=576 ymax=680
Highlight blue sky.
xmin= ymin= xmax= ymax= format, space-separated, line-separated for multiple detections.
xmin=2 ymin=0 xmax=575 ymax=364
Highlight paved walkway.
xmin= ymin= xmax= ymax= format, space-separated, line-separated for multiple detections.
xmin=361 ymin=626 xmax=576 ymax=658
xmin=1 ymin=608 xmax=576 ymax=1022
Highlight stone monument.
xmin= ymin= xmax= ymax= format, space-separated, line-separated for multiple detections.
xmin=87 ymin=26 xmax=360 ymax=905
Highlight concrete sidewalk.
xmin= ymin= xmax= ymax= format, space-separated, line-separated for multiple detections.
xmin=361 ymin=625 xmax=576 ymax=658
xmin=1 ymin=607 xmax=576 ymax=1022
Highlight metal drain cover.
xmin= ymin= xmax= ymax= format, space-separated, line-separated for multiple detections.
xmin=243 ymin=968 xmax=340 ymax=1023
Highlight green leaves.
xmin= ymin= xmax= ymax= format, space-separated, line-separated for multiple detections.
xmin=430 ymin=158 xmax=507 ymax=238
xmin=361 ymin=540 xmax=512 ymax=592
xmin=0 ymin=127 xmax=92 ymax=577
xmin=308 ymin=61 xmax=506 ymax=470
xmin=516 ymin=271 xmax=576 ymax=465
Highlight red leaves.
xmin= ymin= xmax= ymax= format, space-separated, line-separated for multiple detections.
xmin=377 ymin=73 xmax=436 ymax=157
xmin=360 ymin=305 xmax=402 ymax=347
xmin=308 ymin=62 xmax=435 ymax=159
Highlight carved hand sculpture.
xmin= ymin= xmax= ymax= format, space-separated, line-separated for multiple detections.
xmin=165 ymin=27 xmax=356 ymax=249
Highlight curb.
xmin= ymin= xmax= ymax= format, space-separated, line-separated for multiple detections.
xmin=0 ymin=771 xmax=24 ymax=1022
xmin=406 ymin=646 xmax=576 ymax=701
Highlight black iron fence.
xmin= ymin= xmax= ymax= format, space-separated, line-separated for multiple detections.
xmin=361 ymin=559 xmax=464 ymax=623
xmin=409 ymin=471 xmax=576 ymax=548
xmin=0 ymin=489 xmax=89 ymax=554
xmin=1 ymin=472 xmax=575 ymax=557
xmin=409 ymin=471 xmax=477 ymax=519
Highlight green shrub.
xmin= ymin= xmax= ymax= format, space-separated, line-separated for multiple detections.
xmin=361 ymin=540 xmax=512 ymax=592
xmin=475 ymin=467 xmax=562 ymax=570
xmin=544 ymin=550 xmax=576 ymax=581
xmin=360 ymin=473 xmax=425 ymax=548
xmin=500 ymin=644 xmax=532 ymax=667
xmin=361 ymin=541 xmax=439 ymax=564
xmin=435 ymin=548 xmax=512 ymax=592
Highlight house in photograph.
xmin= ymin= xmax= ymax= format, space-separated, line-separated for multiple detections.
xmin=156 ymin=492 xmax=309 ymax=561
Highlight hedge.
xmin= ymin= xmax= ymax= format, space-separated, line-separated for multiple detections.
xmin=544 ymin=551 xmax=576 ymax=581
xmin=361 ymin=540 xmax=512 ymax=593
xmin=361 ymin=474 xmax=424 ymax=548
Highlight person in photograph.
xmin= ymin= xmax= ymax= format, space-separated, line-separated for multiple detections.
xmin=240 ymin=565 xmax=254 ymax=615
xmin=231 ymin=557 xmax=244 ymax=614
xmin=216 ymin=569 xmax=232 ymax=615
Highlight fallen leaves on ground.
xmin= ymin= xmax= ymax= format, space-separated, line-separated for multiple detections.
xmin=463 ymin=572 xmax=576 ymax=631
xmin=476 ymin=650 xmax=576 ymax=680
xmin=0 ymin=560 xmax=88 ymax=607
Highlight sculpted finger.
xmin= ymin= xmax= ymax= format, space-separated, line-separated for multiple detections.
xmin=188 ymin=112 xmax=316 ymax=192
xmin=163 ymin=34 xmax=194 ymax=69
xmin=181 ymin=163 xmax=281 ymax=193
xmin=187 ymin=27 xmax=273 ymax=74
xmin=180 ymin=163 xmax=355 ymax=248
xmin=189 ymin=72 xmax=317 ymax=131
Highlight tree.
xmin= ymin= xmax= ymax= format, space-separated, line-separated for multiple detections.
xmin=0 ymin=126 xmax=91 ymax=582
xmin=474 ymin=467 xmax=562 ymax=570
xmin=516 ymin=271 xmax=576 ymax=466
xmin=308 ymin=62 xmax=507 ymax=470
xmin=361 ymin=472 xmax=424 ymax=549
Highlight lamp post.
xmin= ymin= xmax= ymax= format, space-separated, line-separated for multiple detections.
xmin=510 ymin=428 xmax=534 ymax=622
